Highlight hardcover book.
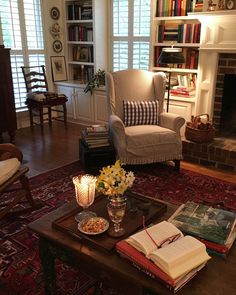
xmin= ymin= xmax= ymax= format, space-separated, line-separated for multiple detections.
xmin=168 ymin=201 xmax=236 ymax=255
xmin=116 ymin=221 xmax=210 ymax=292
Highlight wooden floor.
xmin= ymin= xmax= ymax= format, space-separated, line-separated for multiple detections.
xmin=6 ymin=121 xmax=236 ymax=183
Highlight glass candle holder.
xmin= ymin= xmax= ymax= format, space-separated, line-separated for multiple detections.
xmin=73 ymin=174 xmax=97 ymax=222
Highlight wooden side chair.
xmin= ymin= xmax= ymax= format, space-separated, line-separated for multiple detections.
xmin=0 ymin=143 xmax=43 ymax=220
xmin=21 ymin=65 xmax=68 ymax=131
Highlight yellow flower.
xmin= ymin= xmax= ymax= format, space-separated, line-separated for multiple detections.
xmin=96 ymin=160 xmax=135 ymax=196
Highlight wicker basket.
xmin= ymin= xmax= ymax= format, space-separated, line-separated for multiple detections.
xmin=185 ymin=114 xmax=215 ymax=143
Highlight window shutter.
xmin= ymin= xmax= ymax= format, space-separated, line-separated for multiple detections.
xmin=111 ymin=0 xmax=151 ymax=71
xmin=0 ymin=0 xmax=45 ymax=110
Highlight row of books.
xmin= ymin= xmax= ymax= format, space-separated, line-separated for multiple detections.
xmin=177 ymin=73 xmax=197 ymax=88
xmin=169 ymin=73 xmax=197 ymax=89
xmin=72 ymin=46 xmax=94 ymax=63
xmin=73 ymin=65 xmax=94 ymax=83
xmin=68 ymin=25 xmax=93 ymax=42
xmin=155 ymin=0 xmax=203 ymax=17
xmin=116 ymin=201 xmax=236 ymax=292
xmin=67 ymin=4 xmax=92 ymax=21
xmin=155 ymin=47 xmax=199 ymax=69
xmin=81 ymin=125 xmax=110 ymax=148
xmin=156 ymin=23 xmax=201 ymax=44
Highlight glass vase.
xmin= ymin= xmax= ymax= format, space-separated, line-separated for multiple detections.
xmin=107 ymin=195 xmax=126 ymax=237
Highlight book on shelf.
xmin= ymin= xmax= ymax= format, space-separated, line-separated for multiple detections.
xmin=116 ymin=221 xmax=210 ymax=292
xmin=168 ymin=201 xmax=236 ymax=256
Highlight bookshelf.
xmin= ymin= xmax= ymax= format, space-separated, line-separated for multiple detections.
xmin=150 ymin=0 xmax=202 ymax=130
xmin=65 ymin=0 xmax=107 ymax=84
xmin=56 ymin=0 xmax=108 ymax=126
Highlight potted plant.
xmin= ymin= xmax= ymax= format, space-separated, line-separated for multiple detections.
xmin=84 ymin=69 xmax=105 ymax=94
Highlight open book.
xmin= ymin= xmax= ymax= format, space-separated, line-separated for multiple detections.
xmin=125 ymin=221 xmax=211 ymax=280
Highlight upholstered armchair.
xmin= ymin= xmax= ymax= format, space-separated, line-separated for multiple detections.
xmin=0 ymin=143 xmax=42 ymax=219
xmin=106 ymin=69 xmax=185 ymax=170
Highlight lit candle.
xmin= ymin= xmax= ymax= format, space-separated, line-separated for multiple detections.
xmin=73 ymin=175 xmax=96 ymax=208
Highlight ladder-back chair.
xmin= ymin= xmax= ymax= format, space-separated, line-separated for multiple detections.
xmin=21 ymin=65 xmax=68 ymax=131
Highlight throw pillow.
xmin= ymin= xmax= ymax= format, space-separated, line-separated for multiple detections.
xmin=123 ymin=100 xmax=159 ymax=127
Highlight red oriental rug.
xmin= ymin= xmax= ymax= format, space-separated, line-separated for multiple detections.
xmin=0 ymin=161 xmax=235 ymax=295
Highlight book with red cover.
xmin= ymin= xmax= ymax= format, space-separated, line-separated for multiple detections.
xmin=116 ymin=240 xmax=206 ymax=293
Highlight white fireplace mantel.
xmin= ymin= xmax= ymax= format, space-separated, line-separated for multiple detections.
xmin=190 ymin=11 xmax=236 ymax=117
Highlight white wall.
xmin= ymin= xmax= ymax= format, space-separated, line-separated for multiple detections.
xmin=41 ymin=0 xmax=66 ymax=91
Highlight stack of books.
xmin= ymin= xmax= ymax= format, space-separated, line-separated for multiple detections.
xmin=170 ymin=86 xmax=196 ymax=98
xmin=81 ymin=125 xmax=110 ymax=148
xmin=168 ymin=201 xmax=236 ymax=257
xmin=116 ymin=221 xmax=211 ymax=292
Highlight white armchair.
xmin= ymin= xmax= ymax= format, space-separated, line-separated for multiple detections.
xmin=106 ymin=69 xmax=185 ymax=170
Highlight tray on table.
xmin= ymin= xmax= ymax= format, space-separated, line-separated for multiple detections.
xmin=52 ymin=191 xmax=167 ymax=253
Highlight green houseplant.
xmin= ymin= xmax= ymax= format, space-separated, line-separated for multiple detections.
xmin=84 ymin=69 xmax=105 ymax=94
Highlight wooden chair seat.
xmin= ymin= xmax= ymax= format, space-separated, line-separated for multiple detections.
xmin=21 ymin=65 xmax=68 ymax=131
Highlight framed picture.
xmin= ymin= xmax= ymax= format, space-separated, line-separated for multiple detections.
xmin=51 ymin=56 xmax=67 ymax=82
xmin=78 ymin=47 xmax=89 ymax=62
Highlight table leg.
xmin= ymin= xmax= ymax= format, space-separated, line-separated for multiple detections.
xmin=39 ymin=237 xmax=56 ymax=295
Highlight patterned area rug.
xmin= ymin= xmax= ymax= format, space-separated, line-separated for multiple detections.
xmin=0 ymin=161 xmax=235 ymax=295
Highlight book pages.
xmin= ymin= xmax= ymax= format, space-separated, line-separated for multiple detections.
xmin=149 ymin=236 xmax=211 ymax=279
xmin=126 ymin=221 xmax=183 ymax=256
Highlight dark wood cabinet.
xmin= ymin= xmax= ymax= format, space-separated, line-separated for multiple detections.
xmin=0 ymin=47 xmax=17 ymax=143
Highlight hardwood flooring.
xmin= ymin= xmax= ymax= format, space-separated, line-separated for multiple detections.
xmin=9 ymin=121 xmax=236 ymax=183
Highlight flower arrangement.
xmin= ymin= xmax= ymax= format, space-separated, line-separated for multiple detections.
xmin=96 ymin=160 xmax=135 ymax=197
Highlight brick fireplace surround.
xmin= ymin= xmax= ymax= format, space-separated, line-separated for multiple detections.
xmin=182 ymin=11 xmax=236 ymax=171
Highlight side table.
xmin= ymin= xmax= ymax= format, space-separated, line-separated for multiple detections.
xmin=79 ymin=139 xmax=116 ymax=173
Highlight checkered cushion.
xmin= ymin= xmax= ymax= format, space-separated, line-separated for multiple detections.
xmin=123 ymin=100 xmax=159 ymax=127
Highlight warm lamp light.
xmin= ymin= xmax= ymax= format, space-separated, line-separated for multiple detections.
xmin=73 ymin=174 xmax=97 ymax=222
xmin=157 ymin=46 xmax=185 ymax=112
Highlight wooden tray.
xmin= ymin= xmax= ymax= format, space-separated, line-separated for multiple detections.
xmin=52 ymin=191 xmax=167 ymax=253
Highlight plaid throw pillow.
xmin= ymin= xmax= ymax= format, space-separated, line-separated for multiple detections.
xmin=123 ymin=100 xmax=159 ymax=127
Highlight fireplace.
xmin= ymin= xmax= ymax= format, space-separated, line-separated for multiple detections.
xmin=220 ymin=74 xmax=236 ymax=136
xmin=182 ymin=12 xmax=236 ymax=171
xmin=213 ymin=53 xmax=236 ymax=137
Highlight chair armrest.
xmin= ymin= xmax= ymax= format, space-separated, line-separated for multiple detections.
xmin=109 ymin=115 xmax=126 ymax=151
xmin=159 ymin=112 xmax=185 ymax=134
xmin=0 ymin=144 xmax=23 ymax=162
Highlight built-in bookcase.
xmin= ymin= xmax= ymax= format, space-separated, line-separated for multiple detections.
xmin=65 ymin=0 xmax=107 ymax=84
xmin=150 ymin=0 xmax=202 ymax=102
xmin=150 ymin=0 xmax=203 ymax=133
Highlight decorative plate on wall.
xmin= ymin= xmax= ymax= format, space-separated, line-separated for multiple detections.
xmin=50 ymin=7 xmax=60 ymax=20
xmin=52 ymin=40 xmax=63 ymax=53
xmin=225 ymin=0 xmax=235 ymax=9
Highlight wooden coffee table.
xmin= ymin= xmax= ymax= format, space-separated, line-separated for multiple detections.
xmin=28 ymin=194 xmax=236 ymax=295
